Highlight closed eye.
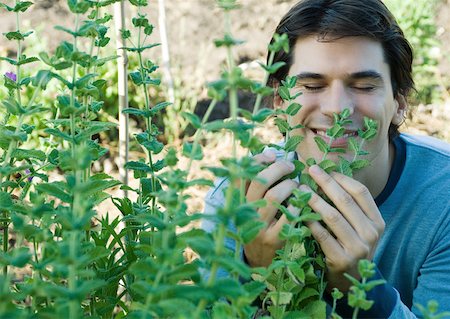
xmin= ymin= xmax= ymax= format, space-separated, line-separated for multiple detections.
xmin=302 ymin=85 xmax=324 ymax=92
xmin=352 ymin=85 xmax=376 ymax=92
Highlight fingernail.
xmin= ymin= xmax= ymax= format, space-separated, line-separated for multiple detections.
xmin=263 ymin=149 xmax=276 ymax=160
xmin=285 ymin=161 xmax=295 ymax=170
xmin=299 ymin=184 xmax=310 ymax=191
xmin=309 ymin=165 xmax=322 ymax=175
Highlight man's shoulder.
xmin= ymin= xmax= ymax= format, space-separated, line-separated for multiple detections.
xmin=399 ymin=133 xmax=450 ymax=158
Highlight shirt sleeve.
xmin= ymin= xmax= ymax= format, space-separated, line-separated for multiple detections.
xmin=332 ymin=215 xmax=450 ymax=319
xmin=404 ymin=214 xmax=450 ymax=318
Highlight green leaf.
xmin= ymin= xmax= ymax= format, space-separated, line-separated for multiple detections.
xmin=348 ymin=137 xmax=359 ymax=154
xmin=11 ymin=149 xmax=46 ymax=161
xmin=32 ymin=70 xmax=53 ymax=89
xmin=149 ymin=101 xmax=171 ymax=116
xmin=75 ymin=73 xmax=97 ymax=88
xmin=239 ymin=220 xmax=265 ymax=243
xmin=301 ymin=300 xmax=327 ymax=317
xmin=299 ymin=213 xmax=322 ymax=222
xmin=68 ymin=0 xmax=90 ymax=13
xmin=284 ymin=135 xmax=303 ymax=152
xmin=0 ymin=3 xmax=14 ymax=11
xmin=13 ymin=1 xmax=33 ymax=12
xmin=4 ymin=31 xmax=23 ymax=40
xmin=0 ymin=57 xmax=17 ymax=65
xmin=75 ymin=122 xmax=116 ymax=142
xmin=0 ymin=192 xmax=13 ymax=209
xmin=211 ymin=278 xmax=246 ymax=298
xmin=129 ymin=71 xmax=143 ymax=85
xmin=260 ymin=61 xmax=286 ymax=74
xmin=286 ymin=102 xmax=302 ymax=116
xmin=314 ymin=136 xmax=329 ymax=153
xmin=252 ymin=108 xmax=274 ymax=123
xmin=252 ymin=84 xmax=274 ymax=96
xmin=2 ymin=98 xmax=24 ymax=115
xmin=350 ymin=159 xmax=370 ymax=170
xmin=122 ymin=107 xmax=149 ymax=117
xmin=337 ymin=157 xmax=352 ymax=176
xmin=203 ymin=120 xmax=254 ymax=133
xmin=17 ymin=56 xmax=39 ymax=66
xmin=319 ymin=159 xmax=337 ymax=173
xmin=54 ymin=61 xmax=73 ymax=71
xmin=35 ymin=182 xmax=72 ymax=203
xmin=214 ymin=34 xmax=244 ymax=47
xmin=124 ymin=161 xmax=152 ymax=173
xmin=327 ymin=125 xmax=345 ymax=138
xmin=44 ymin=128 xmax=73 ymax=142
xmin=181 ymin=112 xmax=202 ymax=129
xmin=284 ymin=159 xmax=305 ymax=180
xmin=8 ymin=248 xmax=32 ymax=267
xmin=77 ymin=178 xmax=121 ymax=197
xmin=363 ymin=279 xmax=386 ymax=291
xmin=278 ymin=86 xmax=290 ymax=100
xmin=4 ymin=30 xmax=33 ymax=40
xmin=182 ymin=142 xmax=203 ymax=160
xmin=300 ymin=173 xmax=318 ymax=192
xmin=274 ymin=118 xmax=289 ymax=134
xmin=268 ymin=291 xmax=293 ymax=306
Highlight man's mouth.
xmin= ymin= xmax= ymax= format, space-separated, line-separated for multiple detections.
xmin=310 ymin=128 xmax=358 ymax=148
xmin=311 ymin=128 xmax=358 ymax=138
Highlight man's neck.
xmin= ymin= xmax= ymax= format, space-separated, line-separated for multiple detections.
xmin=355 ymin=142 xmax=396 ymax=198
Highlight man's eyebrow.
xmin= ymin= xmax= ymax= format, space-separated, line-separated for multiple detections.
xmin=350 ymin=70 xmax=383 ymax=80
xmin=295 ymin=72 xmax=323 ymax=80
xmin=294 ymin=70 xmax=383 ymax=81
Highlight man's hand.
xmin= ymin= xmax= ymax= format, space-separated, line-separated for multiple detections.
xmin=303 ymin=164 xmax=386 ymax=292
xmin=243 ymin=151 xmax=298 ymax=267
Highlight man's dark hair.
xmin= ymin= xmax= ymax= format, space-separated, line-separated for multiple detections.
xmin=268 ymin=0 xmax=414 ymax=140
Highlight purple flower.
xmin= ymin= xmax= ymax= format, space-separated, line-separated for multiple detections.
xmin=25 ymin=169 xmax=33 ymax=182
xmin=5 ymin=71 xmax=17 ymax=82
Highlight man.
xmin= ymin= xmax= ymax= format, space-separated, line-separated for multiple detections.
xmin=203 ymin=0 xmax=450 ymax=317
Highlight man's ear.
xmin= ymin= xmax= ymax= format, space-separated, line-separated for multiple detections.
xmin=273 ymin=81 xmax=284 ymax=109
xmin=392 ymin=94 xmax=407 ymax=125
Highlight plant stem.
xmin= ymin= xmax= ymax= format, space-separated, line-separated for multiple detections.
xmin=183 ymin=98 xmax=217 ymax=174
xmin=136 ymin=4 xmax=158 ymax=216
xmin=2 ymin=216 xmax=8 ymax=275
xmin=68 ymin=13 xmax=81 ymax=319
xmin=351 ymin=277 xmax=366 ymax=319
xmin=0 ymin=1 xmax=27 ymax=188
xmin=1 ymin=4 xmax=23 ymax=277
xmin=252 ymin=50 xmax=276 ymax=116
xmin=194 ymin=220 xmax=227 ymax=318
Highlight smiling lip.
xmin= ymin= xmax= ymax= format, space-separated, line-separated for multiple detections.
xmin=311 ymin=128 xmax=358 ymax=148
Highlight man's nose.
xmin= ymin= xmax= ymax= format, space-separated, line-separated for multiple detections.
xmin=319 ymin=82 xmax=354 ymax=116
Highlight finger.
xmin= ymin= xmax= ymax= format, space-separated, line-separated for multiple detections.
xmin=306 ymin=220 xmax=350 ymax=270
xmin=269 ymin=203 xmax=300 ymax=238
xmin=299 ymin=184 xmax=363 ymax=250
xmin=259 ymin=179 xmax=298 ymax=224
xmin=234 ymin=149 xmax=277 ymax=190
xmin=330 ymin=171 xmax=385 ymax=230
xmin=247 ymin=160 xmax=295 ymax=202
xmin=253 ymin=149 xmax=277 ymax=164
xmin=308 ymin=165 xmax=373 ymax=233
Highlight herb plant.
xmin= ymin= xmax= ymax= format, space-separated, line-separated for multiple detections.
xmin=0 ymin=1 xmax=446 ymax=319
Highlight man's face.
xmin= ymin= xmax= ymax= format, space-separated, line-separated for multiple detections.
xmin=282 ymin=36 xmax=404 ymax=166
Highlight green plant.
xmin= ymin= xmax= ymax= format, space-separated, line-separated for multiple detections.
xmin=385 ymin=0 xmax=443 ymax=105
